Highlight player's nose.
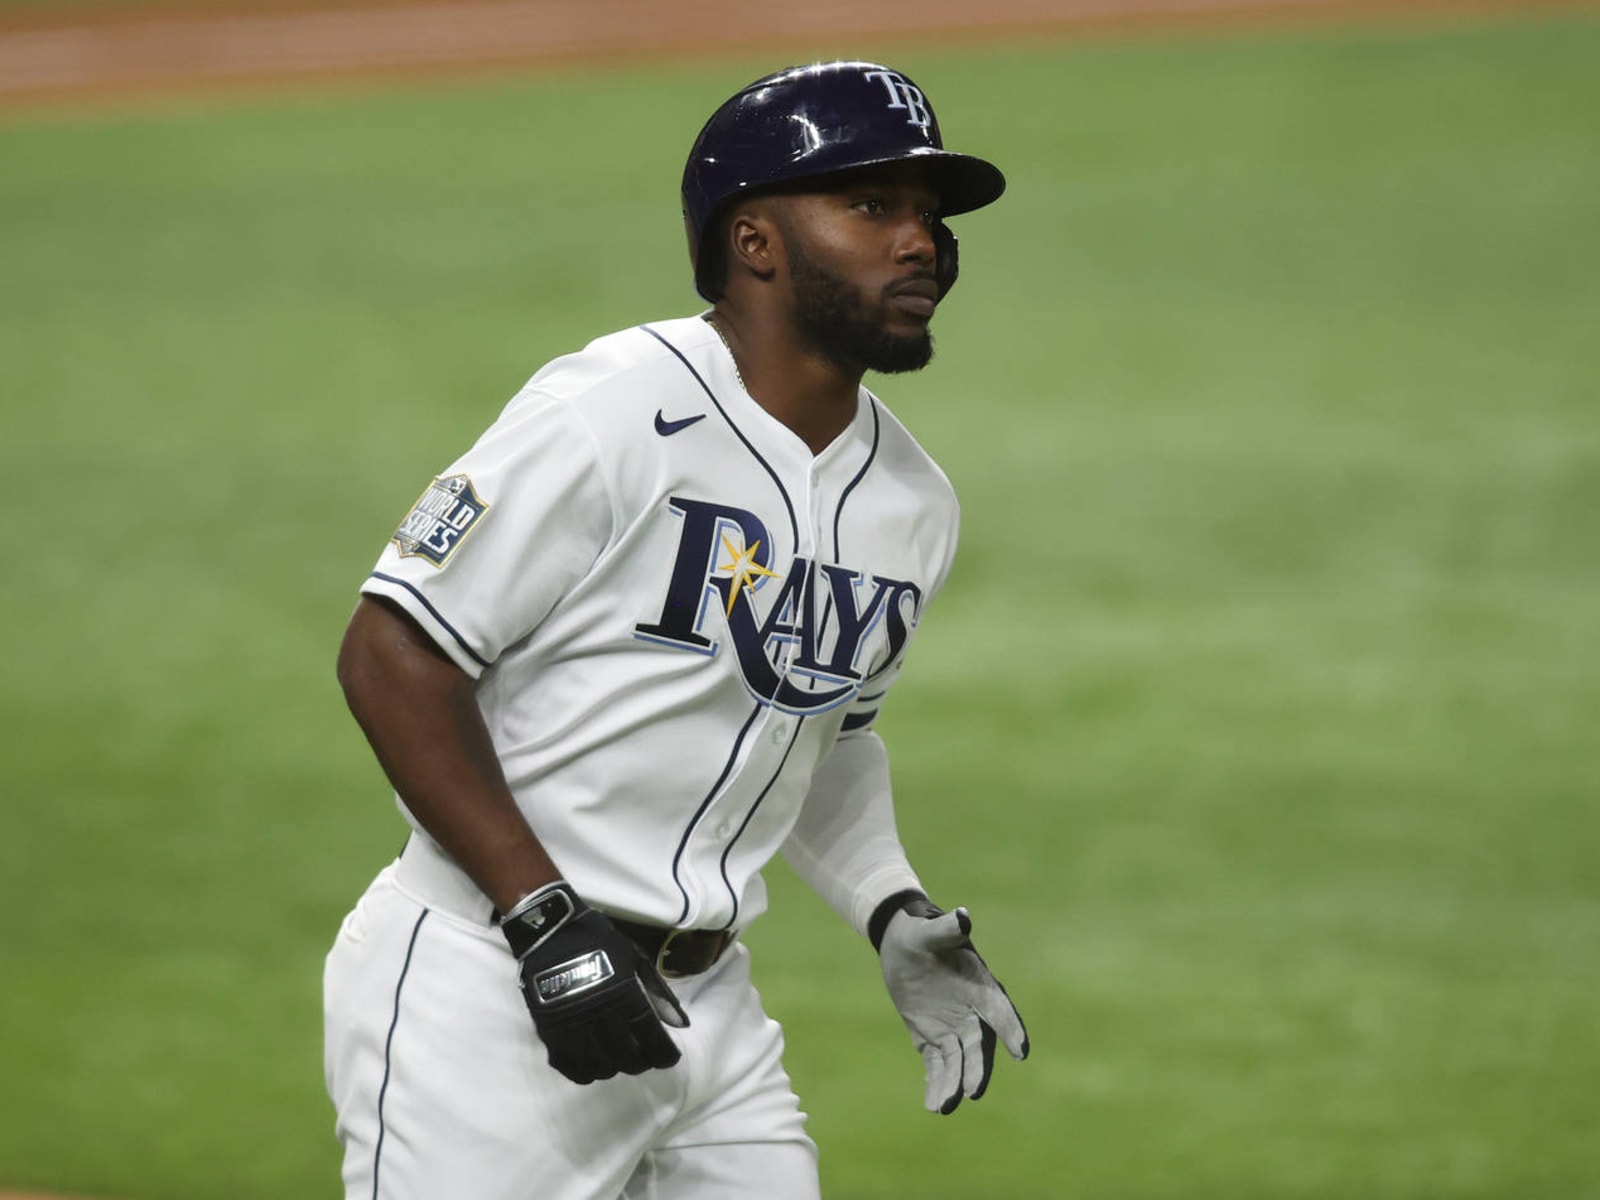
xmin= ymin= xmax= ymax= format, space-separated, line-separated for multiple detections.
xmin=894 ymin=214 xmax=936 ymax=266
xmin=889 ymin=230 xmax=934 ymax=280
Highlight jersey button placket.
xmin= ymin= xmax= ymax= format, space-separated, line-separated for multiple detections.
xmin=768 ymin=477 xmax=807 ymax=742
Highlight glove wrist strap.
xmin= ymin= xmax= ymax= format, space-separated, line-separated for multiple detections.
xmin=498 ymin=879 xmax=583 ymax=959
xmin=867 ymin=888 xmax=940 ymax=952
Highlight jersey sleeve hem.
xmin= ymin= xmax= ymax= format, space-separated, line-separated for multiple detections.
xmin=361 ymin=572 xmax=491 ymax=680
xmin=850 ymin=864 xmax=928 ymax=939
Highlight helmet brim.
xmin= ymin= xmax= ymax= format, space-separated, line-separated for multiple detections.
xmin=760 ymin=148 xmax=1006 ymax=218
xmin=886 ymin=147 xmax=1007 ymax=216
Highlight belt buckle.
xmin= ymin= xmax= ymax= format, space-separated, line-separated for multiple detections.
xmin=656 ymin=928 xmax=727 ymax=980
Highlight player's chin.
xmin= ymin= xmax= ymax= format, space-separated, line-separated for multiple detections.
xmin=865 ymin=327 xmax=934 ymax=374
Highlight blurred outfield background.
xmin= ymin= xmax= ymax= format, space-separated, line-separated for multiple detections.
xmin=2 ymin=2 xmax=1598 ymax=1198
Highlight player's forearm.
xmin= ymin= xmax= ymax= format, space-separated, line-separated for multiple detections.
xmin=337 ymin=596 xmax=559 ymax=911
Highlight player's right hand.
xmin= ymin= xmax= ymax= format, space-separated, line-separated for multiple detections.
xmin=498 ymin=881 xmax=689 ymax=1084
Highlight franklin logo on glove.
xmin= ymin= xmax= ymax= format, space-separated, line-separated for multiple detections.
xmin=500 ymin=881 xmax=688 ymax=1083
xmin=534 ymin=951 xmax=615 ymax=1002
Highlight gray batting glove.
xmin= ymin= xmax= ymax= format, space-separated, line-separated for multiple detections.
xmin=871 ymin=891 xmax=1029 ymax=1114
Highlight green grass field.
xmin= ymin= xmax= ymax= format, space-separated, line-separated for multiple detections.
xmin=3 ymin=12 xmax=1598 ymax=1199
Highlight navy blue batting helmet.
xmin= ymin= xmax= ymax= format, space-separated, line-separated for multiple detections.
xmin=682 ymin=61 xmax=1006 ymax=302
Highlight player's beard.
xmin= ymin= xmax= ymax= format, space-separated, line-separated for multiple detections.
xmin=787 ymin=240 xmax=935 ymax=375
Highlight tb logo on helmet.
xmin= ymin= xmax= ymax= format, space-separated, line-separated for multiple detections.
xmin=863 ymin=69 xmax=934 ymax=131
xmin=680 ymin=59 xmax=1004 ymax=302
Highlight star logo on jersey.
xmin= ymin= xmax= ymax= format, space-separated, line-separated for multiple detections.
xmin=392 ymin=474 xmax=489 ymax=566
xmin=718 ymin=533 xmax=781 ymax=616
xmin=634 ymin=497 xmax=923 ymax=714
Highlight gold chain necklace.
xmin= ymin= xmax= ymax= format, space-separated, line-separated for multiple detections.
xmin=705 ymin=315 xmax=749 ymax=393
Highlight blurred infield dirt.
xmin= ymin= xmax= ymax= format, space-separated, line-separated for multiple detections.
xmin=0 ymin=0 xmax=1595 ymax=110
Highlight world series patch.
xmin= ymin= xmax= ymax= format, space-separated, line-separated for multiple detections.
xmin=392 ymin=474 xmax=489 ymax=566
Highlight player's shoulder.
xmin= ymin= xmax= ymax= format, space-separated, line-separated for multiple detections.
xmin=510 ymin=317 xmax=711 ymax=418
xmin=453 ymin=317 xmax=710 ymax=505
xmin=862 ymin=388 xmax=960 ymax=512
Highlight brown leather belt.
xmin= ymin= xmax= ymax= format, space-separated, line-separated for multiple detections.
xmin=611 ymin=918 xmax=735 ymax=980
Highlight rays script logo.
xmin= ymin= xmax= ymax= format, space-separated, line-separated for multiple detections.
xmin=634 ymin=498 xmax=922 ymax=713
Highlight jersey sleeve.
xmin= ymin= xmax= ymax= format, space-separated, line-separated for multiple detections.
xmin=360 ymin=391 xmax=613 ymax=678
xmin=781 ymin=729 xmax=924 ymax=936
xmin=836 ymin=662 xmax=903 ymax=736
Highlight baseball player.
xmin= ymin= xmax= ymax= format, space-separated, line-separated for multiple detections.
xmin=324 ymin=61 xmax=1028 ymax=1200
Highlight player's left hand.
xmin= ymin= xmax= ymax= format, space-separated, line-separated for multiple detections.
xmin=876 ymin=896 xmax=1029 ymax=1114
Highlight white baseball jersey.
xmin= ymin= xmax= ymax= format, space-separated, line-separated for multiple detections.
xmin=361 ymin=314 xmax=958 ymax=933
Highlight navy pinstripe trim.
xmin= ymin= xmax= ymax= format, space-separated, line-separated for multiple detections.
xmin=368 ymin=573 xmax=491 ymax=669
xmin=840 ymin=709 xmax=878 ymax=732
xmin=833 ymin=397 xmax=882 ymax=561
xmin=816 ymin=398 xmax=881 ymax=649
xmin=639 ymin=324 xmax=798 ymax=551
xmin=668 ymin=704 xmax=765 ymax=925
xmin=716 ymin=716 xmax=805 ymax=930
xmin=373 ymin=909 xmax=429 ymax=1200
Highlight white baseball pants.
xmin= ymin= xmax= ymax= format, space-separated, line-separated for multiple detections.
xmin=324 ymin=857 xmax=820 ymax=1200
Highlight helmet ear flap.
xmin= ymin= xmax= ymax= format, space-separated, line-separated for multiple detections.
xmin=934 ymin=220 xmax=960 ymax=299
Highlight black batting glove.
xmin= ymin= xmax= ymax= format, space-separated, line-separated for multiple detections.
xmin=499 ymin=881 xmax=689 ymax=1085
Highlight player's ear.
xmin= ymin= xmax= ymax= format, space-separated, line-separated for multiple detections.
xmin=726 ymin=203 xmax=779 ymax=287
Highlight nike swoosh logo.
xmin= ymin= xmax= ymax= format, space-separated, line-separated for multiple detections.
xmin=654 ymin=410 xmax=707 ymax=437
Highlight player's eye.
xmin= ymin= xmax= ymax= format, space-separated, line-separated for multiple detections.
xmin=853 ymin=197 xmax=887 ymax=216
